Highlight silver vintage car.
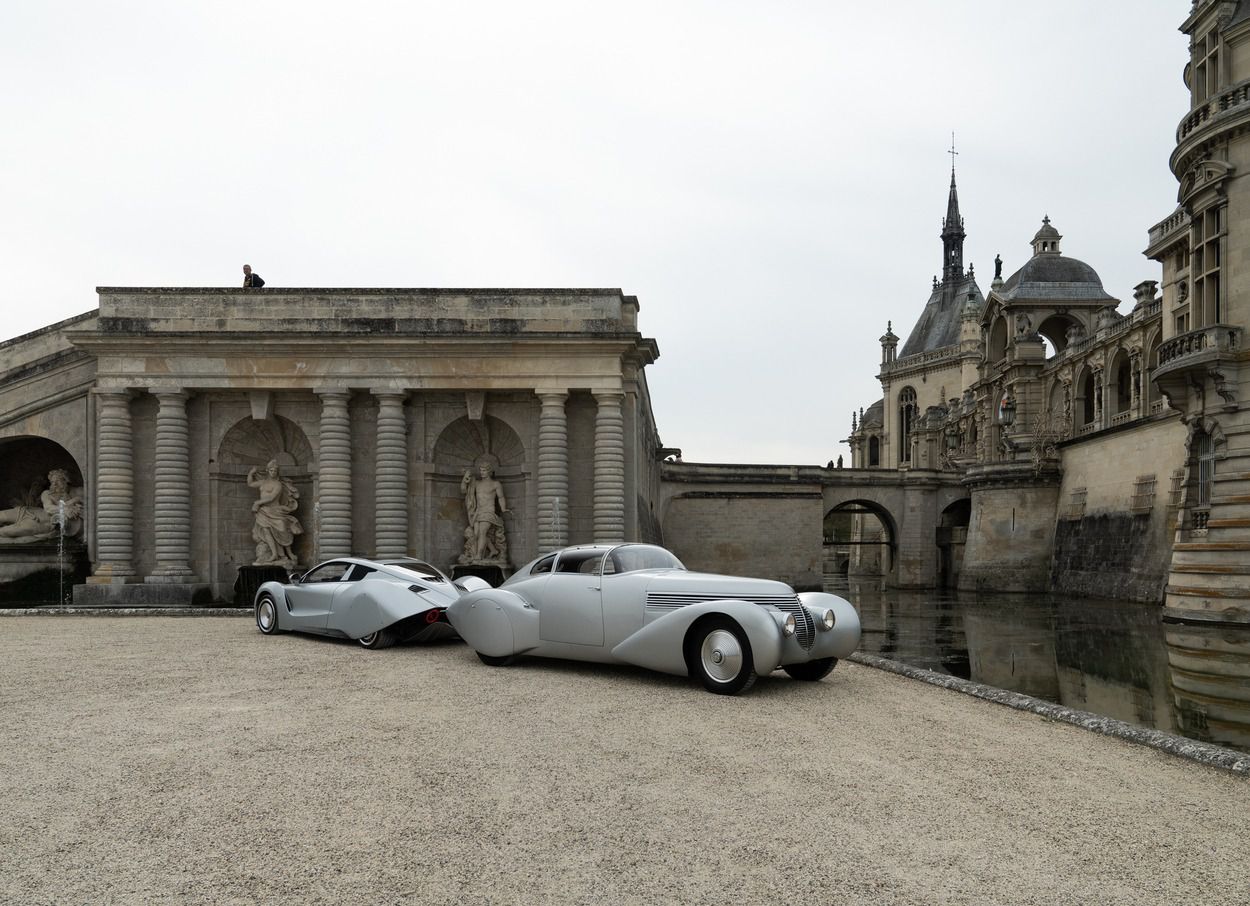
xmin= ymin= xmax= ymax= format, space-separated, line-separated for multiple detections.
xmin=447 ymin=543 xmax=861 ymax=694
xmin=254 ymin=557 xmax=483 ymax=649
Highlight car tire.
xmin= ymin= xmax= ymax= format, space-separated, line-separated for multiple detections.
xmin=783 ymin=657 xmax=837 ymax=681
xmin=359 ymin=628 xmax=398 ymax=650
xmin=477 ymin=651 xmax=516 ymax=667
xmin=255 ymin=593 xmax=280 ymax=635
xmin=687 ymin=616 xmax=757 ymax=695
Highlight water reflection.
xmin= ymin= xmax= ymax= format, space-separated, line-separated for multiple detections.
xmin=827 ymin=577 xmax=1250 ymax=755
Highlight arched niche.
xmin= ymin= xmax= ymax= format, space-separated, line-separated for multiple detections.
xmin=1037 ymin=313 xmax=1082 ymax=357
xmin=428 ymin=416 xmax=528 ymax=571
xmin=987 ymin=315 xmax=1009 ymax=363
xmin=0 ymin=437 xmax=84 ymax=516
xmin=0 ymin=436 xmax=89 ymax=600
xmin=211 ymin=416 xmax=314 ymax=584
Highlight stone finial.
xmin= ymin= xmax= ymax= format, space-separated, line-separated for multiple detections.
xmin=1133 ymin=280 xmax=1159 ymax=308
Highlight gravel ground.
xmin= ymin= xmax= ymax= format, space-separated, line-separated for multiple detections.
xmin=2 ymin=615 xmax=1248 ymax=906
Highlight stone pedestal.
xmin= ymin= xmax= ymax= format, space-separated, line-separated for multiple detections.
xmin=73 ymin=582 xmax=213 ymax=607
xmin=451 ymin=563 xmax=509 ymax=587
xmin=234 ymin=565 xmax=293 ymax=605
xmin=0 ymin=543 xmax=90 ymax=604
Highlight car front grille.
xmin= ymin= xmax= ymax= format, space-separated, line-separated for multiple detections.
xmin=645 ymin=592 xmax=813 ymax=650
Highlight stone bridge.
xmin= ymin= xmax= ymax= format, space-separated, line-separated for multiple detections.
xmin=658 ymin=462 xmax=969 ymax=590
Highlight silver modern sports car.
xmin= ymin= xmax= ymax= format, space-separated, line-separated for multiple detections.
xmin=254 ymin=557 xmax=484 ymax=649
xmin=447 ymin=543 xmax=861 ymax=694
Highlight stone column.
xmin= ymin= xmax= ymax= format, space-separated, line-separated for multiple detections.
xmin=317 ymin=391 xmax=353 ymax=559
xmin=147 ymin=390 xmax=195 ymax=581
xmin=91 ymin=390 xmax=136 ymax=582
xmin=374 ymin=391 xmax=408 ymax=559
xmin=593 ymin=391 xmax=625 ymax=543
xmin=536 ymin=391 xmax=569 ymax=552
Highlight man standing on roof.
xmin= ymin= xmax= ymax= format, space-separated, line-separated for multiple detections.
xmin=242 ymin=264 xmax=265 ymax=288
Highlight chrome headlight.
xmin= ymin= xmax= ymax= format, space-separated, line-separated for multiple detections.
xmin=819 ymin=607 xmax=836 ymax=631
xmin=782 ymin=613 xmax=797 ymax=637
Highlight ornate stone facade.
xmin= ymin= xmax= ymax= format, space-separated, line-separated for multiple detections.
xmin=844 ymin=1 xmax=1250 ymax=614
xmin=0 ymin=289 xmax=663 ymax=603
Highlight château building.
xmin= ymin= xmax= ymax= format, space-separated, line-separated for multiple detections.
xmin=848 ymin=0 xmax=1250 ymax=624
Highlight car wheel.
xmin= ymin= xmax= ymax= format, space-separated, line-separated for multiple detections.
xmin=359 ymin=628 xmax=398 ymax=650
xmin=477 ymin=651 xmax=516 ymax=667
xmin=688 ymin=617 xmax=757 ymax=695
xmin=255 ymin=594 xmax=280 ymax=635
xmin=783 ymin=658 xmax=837 ymax=681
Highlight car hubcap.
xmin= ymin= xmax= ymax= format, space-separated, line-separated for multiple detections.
xmin=258 ymin=600 xmax=275 ymax=631
xmin=360 ymin=633 xmax=376 ymax=646
xmin=701 ymin=629 xmax=742 ymax=683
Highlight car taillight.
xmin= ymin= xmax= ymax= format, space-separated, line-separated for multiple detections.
xmin=425 ymin=608 xmax=441 ymax=624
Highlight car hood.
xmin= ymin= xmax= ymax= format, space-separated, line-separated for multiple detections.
xmin=640 ymin=570 xmax=796 ymax=597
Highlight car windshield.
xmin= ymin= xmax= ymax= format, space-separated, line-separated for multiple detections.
xmin=382 ymin=560 xmax=448 ymax=583
xmin=607 ymin=545 xmax=685 ymax=574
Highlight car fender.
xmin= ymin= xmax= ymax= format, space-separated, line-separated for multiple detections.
xmin=798 ymin=592 xmax=862 ymax=659
xmin=447 ymin=588 xmax=537 ymax=657
xmin=611 ymin=599 xmax=783 ymax=677
xmin=335 ymin=583 xmax=441 ymax=639
xmin=254 ymin=581 xmax=290 ymax=630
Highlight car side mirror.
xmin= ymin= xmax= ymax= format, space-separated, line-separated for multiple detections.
xmin=289 ymin=572 xmax=302 ymax=585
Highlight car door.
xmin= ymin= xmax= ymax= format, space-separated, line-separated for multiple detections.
xmin=325 ymin=564 xmax=381 ymax=636
xmin=538 ymin=550 xmax=606 ymax=647
xmin=285 ymin=561 xmax=353 ymax=631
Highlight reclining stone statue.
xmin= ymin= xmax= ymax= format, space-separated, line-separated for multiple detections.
xmin=0 ymin=469 xmax=84 ymax=544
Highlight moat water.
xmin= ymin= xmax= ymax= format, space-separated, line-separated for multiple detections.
xmin=825 ymin=577 xmax=1250 ymax=756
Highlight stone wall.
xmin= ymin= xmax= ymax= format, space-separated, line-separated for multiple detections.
xmin=662 ymin=491 xmax=824 ymax=590
xmin=1048 ymin=418 xmax=1186 ymax=602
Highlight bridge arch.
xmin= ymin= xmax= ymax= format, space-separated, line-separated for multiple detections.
xmin=823 ymin=497 xmax=898 ymax=580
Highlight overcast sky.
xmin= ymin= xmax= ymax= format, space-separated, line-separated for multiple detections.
xmin=0 ymin=2 xmax=1190 ymax=463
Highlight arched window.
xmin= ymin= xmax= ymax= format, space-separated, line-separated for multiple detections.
xmin=868 ymin=436 xmax=880 ymax=467
xmin=898 ymin=387 xmax=918 ymax=463
xmin=1080 ymin=371 xmax=1095 ymax=425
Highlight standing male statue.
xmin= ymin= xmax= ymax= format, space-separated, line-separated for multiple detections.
xmin=247 ymin=460 xmax=302 ymax=567
xmin=459 ymin=461 xmax=509 ymax=564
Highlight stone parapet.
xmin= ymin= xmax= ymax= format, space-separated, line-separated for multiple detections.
xmin=91 ymin=288 xmax=645 ymax=338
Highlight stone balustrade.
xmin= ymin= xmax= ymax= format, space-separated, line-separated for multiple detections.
xmin=1156 ymin=324 xmax=1241 ymax=368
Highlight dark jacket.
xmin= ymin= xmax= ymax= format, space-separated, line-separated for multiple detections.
xmin=243 ymin=273 xmax=265 ymax=288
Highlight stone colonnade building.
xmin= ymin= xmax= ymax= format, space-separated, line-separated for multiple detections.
xmin=0 ymin=288 xmax=662 ymax=604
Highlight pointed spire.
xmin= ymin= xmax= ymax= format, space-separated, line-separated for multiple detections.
xmin=940 ymin=136 xmax=966 ymax=283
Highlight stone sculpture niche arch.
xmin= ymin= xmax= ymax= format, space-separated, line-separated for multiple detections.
xmin=211 ymin=416 xmax=314 ymax=583
xmin=0 ymin=437 xmax=84 ymax=524
xmin=429 ymin=415 xmax=527 ymax=572
xmin=0 ymin=436 xmax=89 ymax=600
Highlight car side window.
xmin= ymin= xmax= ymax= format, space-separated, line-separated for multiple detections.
xmin=347 ymin=565 xmax=376 ymax=582
xmin=531 ymin=554 xmax=556 ymax=576
xmin=554 ymin=551 xmax=605 ymax=574
xmin=302 ymin=562 xmax=351 ymax=583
